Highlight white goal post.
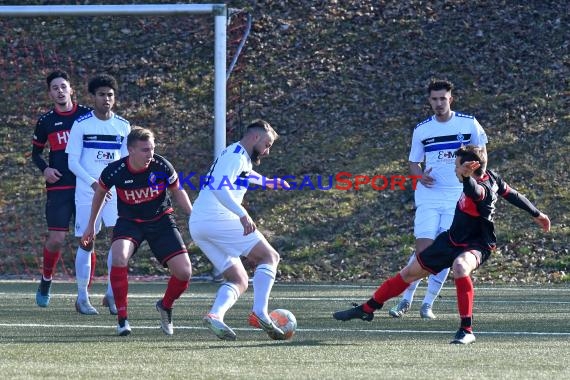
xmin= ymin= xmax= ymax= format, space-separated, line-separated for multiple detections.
xmin=0 ymin=3 xmax=228 ymax=157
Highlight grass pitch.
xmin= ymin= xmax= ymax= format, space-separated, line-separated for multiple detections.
xmin=0 ymin=281 xmax=569 ymax=379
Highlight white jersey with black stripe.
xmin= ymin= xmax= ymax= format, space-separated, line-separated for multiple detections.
xmin=191 ymin=142 xmax=252 ymax=221
xmin=409 ymin=111 xmax=488 ymax=205
xmin=66 ymin=111 xmax=130 ymax=203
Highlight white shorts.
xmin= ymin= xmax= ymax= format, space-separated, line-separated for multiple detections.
xmin=74 ymin=201 xmax=118 ymax=237
xmin=75 ymin=180 xmax=117 ymax=205
xmin=189 ymin=219 xmax=266 ymax=273
xmin=414 ymin=202 xmax=454 ymax=240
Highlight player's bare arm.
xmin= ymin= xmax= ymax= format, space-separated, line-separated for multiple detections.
xmin=169 ymin=186 xmax=193 ymax=216
xmin=409 ymin=162 xmax=434 ymax=187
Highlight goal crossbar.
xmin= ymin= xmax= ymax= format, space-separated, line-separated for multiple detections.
xmin=0 ymin=3 xmax=228 ymax=156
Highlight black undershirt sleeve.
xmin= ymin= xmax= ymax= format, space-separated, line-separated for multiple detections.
xmin=502 ymin=188 xmax=541 ymax=218
xmin=462 ymin=176 xmax=485 ymax=200
xmin=31 ymin=144 xmax=48 ymax=173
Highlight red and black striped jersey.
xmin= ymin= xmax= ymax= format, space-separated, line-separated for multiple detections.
xmin=99 ymin=154 xmax=179 ymax=222
xmin=31 ymin=104 xmax=91 ymax=190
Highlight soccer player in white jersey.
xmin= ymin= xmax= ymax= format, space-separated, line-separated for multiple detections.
xmin=66 ymin=74 xmax=130 ymax=315
xmin=389 ymin=79 xmax=488 ymax=319
xmin=190 ymin=119 xmax=291 ymax=340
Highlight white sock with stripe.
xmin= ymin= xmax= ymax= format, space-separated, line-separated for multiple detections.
xmin=252 ymin=263 xmax=276 ymax=321
xmin=210 ymin=282 xmax=240 ymax=320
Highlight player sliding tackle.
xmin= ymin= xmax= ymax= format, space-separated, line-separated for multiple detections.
xmin=333 ymin=145 xmax=550 ymax=344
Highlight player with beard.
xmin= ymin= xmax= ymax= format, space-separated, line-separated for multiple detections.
xmin=190 ymin=119 xmax=291 ymax=341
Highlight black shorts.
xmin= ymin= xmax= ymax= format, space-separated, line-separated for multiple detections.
xmin=45 ymin=189 xmax=75 ymax=231
xmin=416 ymin=232 xmax=491 ymax=274
xmin=112 ymin=214 xmax=188 ymax=266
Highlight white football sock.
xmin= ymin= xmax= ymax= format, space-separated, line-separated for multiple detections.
xmin=252 ymin=263 xmax=276 ymax=321
xmin=75 ymin=246 xmax=92 ymax=301
xmin=106 ymin=248 xmax=114 ymax=297
xmin=210 ymin=282 xmax=240 ymax=320
xmin=401 ymin=279 xmax=421 ymax=304
xmin=423 ymin=267 xmax=450 ymax=306
xmin=400 ymin=252 xmax=419 ymax=303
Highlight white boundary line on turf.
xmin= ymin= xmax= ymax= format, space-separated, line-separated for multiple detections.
xmin=0 ymin=323 xmax=568 ymax=337
xmin=273 ymin=284 xmax=570 ymax=292
xmin=308 ymin=328 xmax=570 ymax=337
xmin=1 ymin=280 xmax=569 ymax=291
xmin=2 ymin=292 xmax=569 ymax=304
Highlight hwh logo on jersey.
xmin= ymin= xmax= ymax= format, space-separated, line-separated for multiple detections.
xmin=121 ymin=187 xmax=161 ymax=204
xmin=47 ymin=130 xmax=70 ymax=151
xmin=56 ymin=130 xmax=70 ymax=145
xmin=97 ymin=151 xmax=115 ymax=160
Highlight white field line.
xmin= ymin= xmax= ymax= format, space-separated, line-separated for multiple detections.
xmin=2 ymin=280 xmax=569 ymax=292
xmin=1 ymin=283 xmax=568 ymax=337
xmin=0 ymin=322 xmax=568 ymax=337
xmin=2 ymin=292 xmax=569 ymax=304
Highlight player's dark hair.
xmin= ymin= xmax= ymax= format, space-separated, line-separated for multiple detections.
xmin=88 ymin=73 xmax=118 ymax=95
xmin=428 ymin=79 xmax=453 ymax=94
xmin=127 ymin=127 xmax=154 ymax=147
xmin=244 ymin=119 xmax=278 ymax=140
xmin=455 ymin=145 xmax=486 ymax=176
xmin=46 ymin=69 xmax=70 ymax=89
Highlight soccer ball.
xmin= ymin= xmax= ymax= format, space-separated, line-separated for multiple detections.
xmin=269 ymin=308 xmax=297 ymax=340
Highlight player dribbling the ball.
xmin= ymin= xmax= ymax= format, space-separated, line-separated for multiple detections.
xmin=190 ymin=120 xmax=292 ymax=341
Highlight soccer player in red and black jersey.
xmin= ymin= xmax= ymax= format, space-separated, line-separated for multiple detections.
xmin=81 ymin=127 xmax=193 ymax=336
xmin=333 ymin=145 xmax=551 ymax=344
xmin=32 ymin=70 xmax=91 ymax=308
